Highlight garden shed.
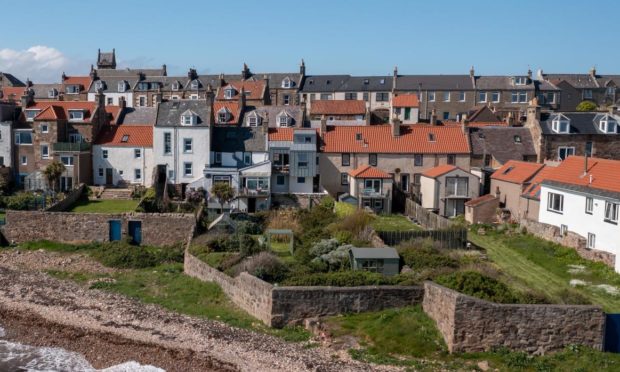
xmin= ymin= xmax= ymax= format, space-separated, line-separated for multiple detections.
xmin=349 ymin=247 xmax=400 ymax=276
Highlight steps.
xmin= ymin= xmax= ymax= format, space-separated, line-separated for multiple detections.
xmin=99 ymin=188 xmax=133 ymax=200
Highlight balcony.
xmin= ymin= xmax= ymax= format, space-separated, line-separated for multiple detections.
xmin=360 ymin=188 xmax=388 ymax=198
xmin=239 ymin=187 xmax=270 ymax=197
xmin=272 ymin=164 xmax=290 ymax=174
xmin=53 ymin=142 xmax=91 ymax=152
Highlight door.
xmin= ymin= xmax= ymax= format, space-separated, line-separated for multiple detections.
xmin=128 ymin=220 xmax=142 ymax=245
xmin=313 ymin=175 xmax=320 ymax=193
xmin=248 ymin=198 xmax=256 ymax=213
xmin=109 ymin=220 xmax=122 ymax=241
xmin=105 ymin=168 xmax=113 ymax=185
xmin=605 ymin=314 xmax=620 ymax=353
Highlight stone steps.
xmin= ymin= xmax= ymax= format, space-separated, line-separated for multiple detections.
xmin=99 ymin=188 xmax=133 ymax=200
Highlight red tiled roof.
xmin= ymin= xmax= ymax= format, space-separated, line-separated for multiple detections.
xmin=444 ymin=121 xmax=509 ymax=128
xmin=392 ymin=94 xmax=419 ymax=107
xmin=421 ymin=164 xmax=458 ymax=178
xmin=1 ymin=87 xmax=26 ymax=103
xmin=348 ymin=165 xmax=392 ymax=179
xmin=465 ymin=194 xmax=497 ymax=207
xmin=216 ymin=80 xmax=266 ymax=101
xmin=538 ymin=156 xmax=620 ymax=194
xmin=62 ymin=76 xmax=92 ymax=91
xmin=214 ymin=101 xmax=241 ymax=124
xmin=105 ymin=106 xmax=122 ymax=125
xmin=310 ymin=100 xmax=366 ymax=115
xmin=491 ymin=160 xmax=545 ymax=184
xmin=23 ymin=101 xmax=120 ymax=124
xmin=94 ymin=125 xmax=153 ymax=147
xmin=36 ymin=106 xmax=65 ymax=120
xmin=522 ymin=166 xmax=556 ymax=199
xmin=322 ymin=124 xmax=470 ymax=154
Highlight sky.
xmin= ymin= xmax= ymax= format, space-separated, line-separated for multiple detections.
xmin=1 ymin=0 xmax=618 ymax=83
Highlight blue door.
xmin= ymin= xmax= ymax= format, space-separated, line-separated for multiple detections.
xmin=128 ymin=220 xmax=142 ymax=245
xmin=109 ymin=220 xmax=122 ymax=241
xmin=605 ymin=314 xmax=620 ymax=353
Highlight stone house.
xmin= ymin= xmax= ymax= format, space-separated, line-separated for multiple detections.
xmin=61 ymin=74 xmax=92 ymax=101
xmin=346 ymin=165 xmax=393 ymax=214
xmin=489 ymin=160 xmax=547 ymax=221
xmin=469 ymin=127 xmax=537 ymax=170
xmin=419 ymin=164 xmax=480 ymax=217
xmin=464 ymin=194 xmax=500 ymax=224
xmin=525 ymin=101 xmax=620 ymax=162
xmin=308 ymin=100 xmax=367 ymax=126
xmin=215 ymin=79 xmax=268 ymax=107
xmin=319 ymin=121 xmax=471 ymax=204
xmin=0 ymin=72 xmax=25 ymax=89
xmin=540 ymin=68 xmax=619 ymax=111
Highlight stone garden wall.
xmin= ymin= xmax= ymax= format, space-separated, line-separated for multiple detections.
xmin=423 ymin=282 xmax=605 ymax=353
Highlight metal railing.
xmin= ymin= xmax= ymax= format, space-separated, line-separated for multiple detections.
xmin=52 ymin=142 xmax=91 ymax=152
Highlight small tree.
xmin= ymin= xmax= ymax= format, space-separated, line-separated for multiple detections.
xmin=43 ymin=161 xmax=65 ymax=192
xmin=211 ymin=182 xmax=235 ymax=213
xmin=576 ymin=100 xmax=597 ymax=112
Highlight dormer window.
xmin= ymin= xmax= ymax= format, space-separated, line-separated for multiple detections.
xmin=25 ymin=109 xmax=40 ymax=122
xmin=551 ymin=115 xmax=570 ymax=133
xmin=95 ymin=81 xmax=105 ymax=91
xmin=117 ymin=81 xmax=127 ymax=93
xmin=247 ymin=113 xmax=260 ymax=127
xmin=171 ymin=82 xmax=180 ymax=91
xmin=68 ymin=110 xmax=84 ymax=121
xmin=150 ymin=82 xmax=159 ymax=90
xmin=599 ymin=115 xmax=618 ymax=133
xmin=138 ymin=82 xmax=149 ymax=91
xmin=190 ymin=80 xmax=199 ymax=90
xmin=277 ymin=112 xmax=291 ymax=127
xmin=514 ymin=76 xmax=527 ymax=85
xmin=514 ymin=135 xmax=522 ymax=143
xmin=181 ymin=110 xmax=198 ymax=126
xmin=66 ymin=85 xmax=79 ymax=94
xmin=47 ymin=89 xmax=58 ymax=98
xmin=363 ymin=79 xmax=369 ymax=85
xmin=218 ymin=108 xmax=231 ymax=123
xmin=281 ymin=77 xmax=292 ymax=89
xmin=380 ymin=78 xmax=385 ymax=84
xmin=224 ymin=87 xmax=236 ymax=99
xmin=355 ymin=133 xmax=363 ymax=141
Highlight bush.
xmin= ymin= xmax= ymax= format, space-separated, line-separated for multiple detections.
xmin=283 ymin=270 xmax=395 ymax=286
xmin=435 ymin=271 xmax=521 ymax=303
xmin=309 ymin=238 xmax=340 ymax=257
xmin=576 ymin=100 xmax=597 ymax=112
xmin=235 ymin=220 xmax=262 ymax=235
xmin=397 ymin=238 xmax=459 ymax=271
xmin=328 ymin=209 xmax=374 ymax=243
xmin=320 ymin=196 xmax=335 ymax=210
xmin=4 ymin=192 xmax=38 ymax=210
xmin=231 ymin=252 xmax=289 ymax=283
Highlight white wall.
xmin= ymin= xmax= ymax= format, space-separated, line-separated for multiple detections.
xmin=93 ymin=145 xmax=154 ymax=186
xmin=0 ymin=122 xmax=12 ymax=167
xmin=420 ymin=176 xmax=438 ymax=210
xmin=87 ymin=92 xmax=133 ymax=107
xmin=539 ymin=185 xmax=620 ymax=271
xmin=289 ymin=175 xmax=313 ymax=193
xmin=153 ymin=126 xmax=210 ymax=184
xmin=390 ymin=107 xmax=419 ymax=124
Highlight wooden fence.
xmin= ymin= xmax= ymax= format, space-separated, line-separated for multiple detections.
xmin=377 ymin=228 xmax=468 ymax=249
xmin=405 ymin=199 xmax=454 ymax=230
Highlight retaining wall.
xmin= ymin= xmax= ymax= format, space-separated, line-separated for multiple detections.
xmin=46 ymin=184 xmax=87 ymax=212
xmin=423 ymin=282 xmax=605 ymax=353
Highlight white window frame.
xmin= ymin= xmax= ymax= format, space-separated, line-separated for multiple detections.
xmin=443 ymin=91 xmax=450 ymax=102
xmin=98 ymin=168 xmax=104 ymax=177
xmin=515 ymin=76 xmax=527 ymax=85
xmin=224 ymin=88 xmax=235 ymax=99
xmin=282 ymin=78 xmax=291 ymax=89
xmin=68 ymin=110 xmax=84 ymax=121
xmin=491 ymin=91 xmax=500 ymax=103
xmin=587 ymin=233 xmax=596 ymax=249
xmin=40 ymin=144 xmax=49 ymax=159
xmin=190 ymin=80 xmax=199 ymax=90
xmin=605 ymin=201 xmax=619 ymax=223
xmin=171 ymin=82 xmax=180 ymax=91
xmin=584 ymin=89 xmax=593 ymax=99
xmin=138 ymin=96 xmax=147 ymax=107
xmin=278 ymin=115 xmax=290 ymax=127
xmin=283 ymin=95 xmax=290 ymax=105
xmin=458 ymin=91 xmax=465 ymax=102
xmin=428 ymin=91 xmax=435 ymax=102
xmin=41 ymin=124 xmax=48 ymax=133
xmin=163 ymin=132 xmax=172 ymax=155
xmin=102 ymin=150 xmax=108 ymax=159
xmin=60 ymin=155 xmax=74 ymax=166
xmin=134 ymin=148 xmax=141 ymax=158
xmin=547 ymin=192 xmax=564 ymax=213
xmin=248 ymin=115 xmax=259 ymax=127
xmin=183 ymin=138 xmax=193 ymax=153
xmin=183 ymin=162 xmax=193 ymax=177
xmin=560 ymin=224 xmax=568 ymax=235
xmin=585 ymin=196 xmax=593 ymax=214
xmin=21 ymin=156 xmax=27 ymax=165
xmin=134 ymin=168 xmax=142 ymax=181
xmin=478 ymin=91 xmax=487 ymax=103
xmin=118 ymin=82 xmax=126 ymax=93
xmin=24 ymin=110 xmax=40 ymax=122
xmin=552 ymin=117 xmax=570 ymax=134
xmin=558 ymin=146 xmax=575 ymax=160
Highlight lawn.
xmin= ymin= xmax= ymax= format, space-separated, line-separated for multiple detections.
xmin=69 ymin=199 xmax=140 ymax=213
xmin=371 ymin=214 xmax=421 ymax=232
xmin=470 ymin=228 xmax=620 ymax=312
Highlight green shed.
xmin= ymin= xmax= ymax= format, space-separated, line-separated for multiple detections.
xmin=349 ymin=247 xmax=400 ymax=276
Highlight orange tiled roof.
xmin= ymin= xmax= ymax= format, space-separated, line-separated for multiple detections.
xmin=539 ymin=156 xmax=620 ymax=194
xmin=465 ymin=194 xmax=497 ymax=207
xmin=214 ymin=101 xmax=241 ymax=124
xmin=444 ymin=121 xmax=509 ymax=128
xmin=94 ymin=125 xmax=153 ymax=147
xmin=310 ymin=100 xmax=366 ymax=115
xmin=522 ymin=166 xmax=556 ymax=199
xmin=322 ymin=124 xmax=470 ymax=154
xmin=24 ymin=101 xmax=120 ymax=124
xmin=422 ymin=164 xmax=458 ymax=178
xmin=348 ymin=165 xmax=392 ymax=179
xmin=216 ymin=80 xmax=266 ymax=101
xmin=491 ymin=160 xmax=545 ymax=184
xmin=105 ymin=106 xmax=122 ymax=125
xmin=1 ymin=87 xmax=26 ymax=103
xmin=63 ymin=76 xmax=92 ymax=91
xmin=392 ymin=94 xmax=419 ymax=107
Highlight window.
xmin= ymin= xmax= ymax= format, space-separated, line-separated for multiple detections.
xmin=297 ymin=177 xmax=305 ymax=184
xmin=120 ymin=135 xmax=129 ymax=143
xmin=364 ymin=179 xmax=381 ymax=193
xmin=546 ymin=92 xmax=556 ymax=104
xmin=605 ymin=201 xmax=619 ymax=223
xmin=491 ymin=91 xmax=500 ymax=103
xmin=447 ymin=154 xmax=456 ymax=165
xmin=102 ymin=150 xmax=108 ymax=159
xmin=283 ymin=95 xmax=290 ymax=105
xmin=168 ymin=170 xmax=175 ymax=180
xmin=66 ymin=85 xmax=79 ymax=94
xmin=478 ymin=91 xmax=487 ymax=103
xmin=369 ymin=153 xmax=377 ymax=166
xmin=400 ymin=173 xmax=409 ymax=191
xmin=586 ymin=141 xmax=593 ymax=156
xmin=171 ymin=82 xmax=180 ymax=91
xmin=514 ymin=77 xmax=527 ymax=85
xmin=607 ymin=87 xmax=616 ymax=96
xmin=360 ymin=259 xmax=384 ymax=273
xmin=183 ymin=138 xmax=193 ymax=153
xmin=428 ymin=133 xmax=436 ymax=142
xmin=276 ymin=175 xmax=285 ymax=185
xmin=189 ymin=94 xmax=198 ymax=100
xmin=48 ymin=89 xmax=58 ymax=98
xmin=68 ymin=110 xmax=84 ymax=121
xmin=341 ymin=172 xmax=349 ymax=185
xmin=585 ymin=197 xmax=594 ymax=214
xmin=341 ymin=153 xmax=350 ymax=166
xmin=552 ymin=116 xmax=570 ymax=133
xmin=15 ymin=131 xmax=33 ymax=144
xmin=183 ymin=162 xmax=192 ymax=177
xmin=69 ymin=133 xmax=83 ymax=143
xmin=282 ymin=78 xmax=292 ymax=88
xmin=163 ymin=132 xmax=172 ymax=154
xmin=558 ymin=147 xmax=575 ymax=160
xmin=40 ymin=144 xmax=49 ymax=159
xmin=560 ymin=224 xmax=568 ymax=235
xmin=584 ymin=89 xmax=593 ymax=99
xmin=181 ymin=114 xmax=196 ymax=126
xmin=376 ymin=92 xmax=389 ymax=102
xmin=446 ymin=177 xmax=468 ymax=197
xmin=587 ymin=233 xmax=596 ymax=249
xmin=247 ymin=115 xmax=259 ymax=127
xmin=214 ymin=152 xmax=222 ymax=164
xmin=135 ymin=169 xmax=142 ymax=180
xmin=443 ymin=91 xmax=450 ymax=102
xmin=41 ymin=124 xmax=48 ymax=133
xmin=137 ymin=82 xmax=149 ymax=91
xmin=244 ymin=152 xmax=252 ymax=165
xmin=458 ymin=91 xmax=465 ymax=102
xmin=190 ymin=80 xmax=199 ymax=89
xmin=98 ymin=168 xmax=104 ymax=177
xmin=60 ymin=156 xmax=74 ymax=166
xmin=138 ymin=96 xmax=146 ymax=107
xmin=511 ymin=91 xmax=527 ymax=103
xmin=345 ymin=92 xmax=358 ymax=100
xmin=404 ymin=107 xmax=411 ymax=120
xmin=21 ymin=156 xmax=27 ymax=165
xmin=443 ymin=112 xmax=449 ymax=120
xmin=320 ymin=93 xmax=333 ymax=100
xmin=414 ymin=154 xmax=423 ymax=166
xmin=363 ymin=92 xmax=369 ymax=101
xmin=24 ymin=110 xmax=40 ymax=121
xmin=514 ymin=135 xmax=521 ymax=143
xmin=413 ymin=173 xmax=421 ymax=185
xmin=218 ymin=109 xmax=230 ymax=123
xmin=278 ymin=115 xmax=290 ymax=127
xmin=107 ymin=97 xmax=113 ymax=105
xmin=599 ymin=116 xmax=618 ymax=133
xmin=118 ymin=82 xmax=126 ymax=92
xmin=428 ymin=91 xmax=435 ymax=102
xmin=547 ymin=192 xmax=564 ymax=213
xmin=297 ymin=153 xmax=309 ymax=167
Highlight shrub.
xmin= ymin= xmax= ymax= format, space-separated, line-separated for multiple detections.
xmin=235 ymin=220 xmax=262 ymax=235
xmin=309 ymin=238 xmax=340 ymax=257
xmin=329 ymin=209 xmax=374 ymax=243
xmin=333 ymin=230 xmax=353 ymax=244
xmin=435 ymin=271 xmax=521 ymax=303
xmin=320 ymin=196 xmax=335 ymax=210
xmin=231 ymin=252 xmax=289 ymax=283
xmin=5 ymin=192 xmax=38 ymax=210
xmin=283 ymin=270 xmax=395 ymax=286
xmin=557 ymin=288 xmax=591 ymax=305
xmin=576 ymin=100 xmax=597 ymax=112
xmin=313 ymin=245 xmax=352 ymax=270
xmin=397 ymin=238 xmax=459 ymax=270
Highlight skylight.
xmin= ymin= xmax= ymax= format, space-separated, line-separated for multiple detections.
xmin=428 ymin=133 xmax=436 ymax=142
xmin=502 ymin=166 xmax=514 ymax=175
xmin=121 ymin=135 xmax=129 ymax=142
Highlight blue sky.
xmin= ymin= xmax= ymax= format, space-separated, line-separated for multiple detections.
xmin=1 ymin=0 xmax=618 ymax=82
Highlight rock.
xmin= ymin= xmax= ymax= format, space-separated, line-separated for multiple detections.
xmin=400 ymin=265 xmax=413 ymax=274
xmin=477 ymin=360 xmax=490 ymax=371
xmin=477 ymin=228 xmax=486 ymax=235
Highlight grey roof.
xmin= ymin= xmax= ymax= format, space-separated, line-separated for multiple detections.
xmin=396 ymin=75 xmax=473 ymax=91
xmin=543 ymin=74 xmax=599 ymax=89
xmin=95 ymin=67 xmax=166 ymax=78
xmin=29 ymin=84 xmax=63 ymax=99
xmin=597 ymin=75 xmax=620 ymax=87
xmin=475 ymin=76 xmax=534 ymax=90
xmin=291 ymin=143 xmax=316 ymax=151
xmin=254 ymin=73 xmax=302 ymax=89
xmin=118 ymin=107 xmax=157 ymax=125
xmin=245 ymin=105 xmax=303 ymax=127
xmin=470 ymin=127 xmax=537 ymax=164
xmin=211 ymin=126 xmax=267 ymax=153
xmin=539 ymin=112 xmax=620 ymax=135
xmin=155 ymin=100 xmax=211 ymax=127
xmin=534 ymin=79 xmax=560 ymax=91
xmin=88 ymin=76 xmax=137 ymax=93
xmin=159 ymin=75 xmax=216 ymax=91
xmin=0 ymin=72 xmax=26 ymax=87
xmin=338 ymin=76 xmax=393 ymax=91
xmin=542 ymin=179 xmax=620 ymax=202
xmin=350 ymin=247 xmax=399 ymax=260
xmin=299 ymin=75 xmax=350 ymax=92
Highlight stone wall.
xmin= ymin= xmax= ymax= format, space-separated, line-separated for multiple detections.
xmin=2 ymin=210 xmax=195 ymax=247
xmin=521 ymin=219 xmax=616 ymax=269
xmin=423 ymin=282 xmax=605 ymax=353
xmin=46 ymin=184 xmax=86 ymax=212
xmin=465 ymin=195 xmax=499 ymax=224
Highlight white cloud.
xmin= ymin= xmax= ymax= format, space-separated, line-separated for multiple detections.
xmin=0 ymin=46 xmax=87 ymax=83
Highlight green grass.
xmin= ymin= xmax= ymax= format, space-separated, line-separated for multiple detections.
xmin=334 ymin=202 xmax=356 ymax=218
xmin=371 ymin=214 xmax=421 ymax=232
xmin=69 ymin=199 xmax=139 ymax=213
xmin=470 ymin=230 xmax=620 ymax=312
xmin=269 ymin=240 xmax=296 ymax=264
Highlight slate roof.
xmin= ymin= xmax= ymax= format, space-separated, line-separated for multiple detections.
xmin=88 ymin=76 xmax=138 ymax=93
xmin=246 ymin=105 xmax=303 ymax=127
xmin=268 ymin=127 xmax=319 ymax=141
xmin=118 ymin=107 xmax=157 ymax=125
xmin=491 ymin=160 xmax=545 ymax=184
xmin=29 ymin=84 xmax=63 ymax=99
xmin=95 ymin=67 xmax=167 ymax=78
xmin=310 ymin=100 xmax=366 ymax=115
xmin=469 ymin=127 xmax=537 ymax=164
xmin=211 ymin=126 xmax=267 ymax=153
xmin=94 ymin=125 xmax=153 ymax=147
xmin=421 ymin=164 xmax=459 ymax=178
xmin=257 ymin=73 xmax=302 ymax=89
xmin=348 ymin=165 xmax=392 ymax=179
xmin=539 ymin=112 xmax=620 ymax=135
xmin=338 ymin=76 xmax=392 ymax=91
xmin=155 ymin=100 xmax=211 ymax=127
xmin=299 ymin=75 xmax=350 ymax=92
xmin=543 ymin=74 xmax=599 ymax=89
xmin=322 ymin=125 xmax=470 ymax=154
xmin=0 ymin=72 xmax=26 ymax=87
xmin=395 ymin=75 xmax=473 ymax=90
xmin=474 ymin=76 xmax=534 ymax=90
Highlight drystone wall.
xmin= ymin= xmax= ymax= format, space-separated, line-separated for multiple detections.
xmin=46 ymin=184 xmax=87 ymax=212
xmin=423 ymin=282 xmax=605 ymax=353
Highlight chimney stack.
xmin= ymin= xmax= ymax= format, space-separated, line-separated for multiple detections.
xmin=205 ymin=83 xmax=215 ymax=106
xmin=299 ymin=59 xmax=306 ymax=76
xmin=20 ymin=90 xmax=34 ymax=108
xmin=118 ymin=96 xmax=127 ymax=109
xmin=527 ymin=68 xmax=532 ymax=80
xmin=188 ymin=68 xmax=197 ymax=80
xmin=430 ymin=109 xmax=437 ymax=125
xmin=505 ymin=112 xmax=515 ymax=126
xmin=95 ymin=88 xmax=105 ymax=107
xmin=461 ymin=113 xmax=469 ymax=133
xmin=525 ymin=97 xmax=541 ymax=127
xmin=239 ymin=87 xmax=246 ymax=110
xmin=590 ymin=66 xmax=597 ymax=78
xmin=89 ymin=65 xmax=97 ymax=80
xmin=262 ymin=111 xmax=269 ymax=134
xmin=320 ymin=115 xmax=327 ymax=136
xmin=391 ymin=118 xmax=401 ymax=137
xmin=162 ymin=64 xmax=167 ymax=76
xmin=608 ymin=105 xmax=618 ymax=115
xmin=469 ymin=65 xmax=475 ymax=78
xmin=241 ymin=63 xmax=250 ymax=80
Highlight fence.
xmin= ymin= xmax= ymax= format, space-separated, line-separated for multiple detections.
xmin=377 ymin=228 xmax=468 ymax=249
xmin=405 ymin=199 xmax=454 ymax=230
